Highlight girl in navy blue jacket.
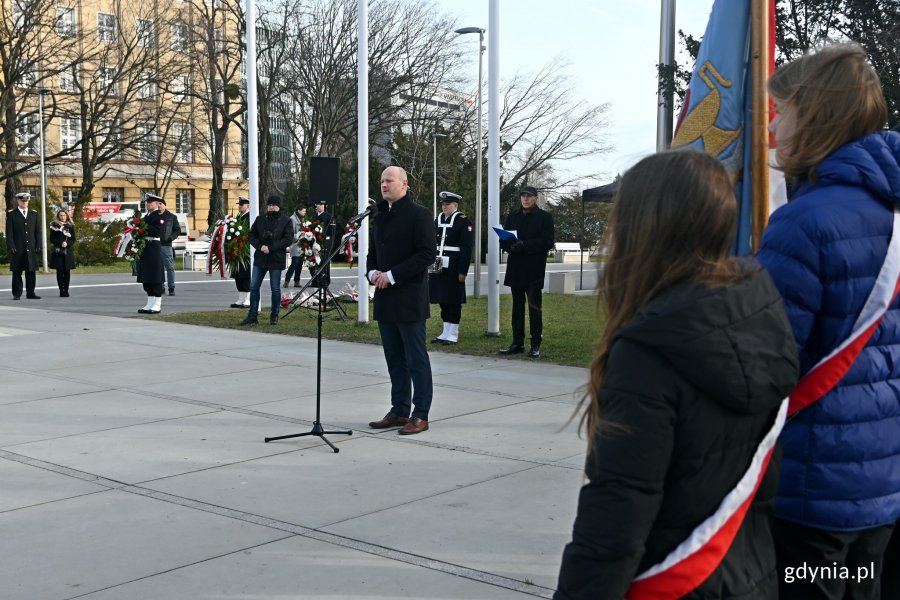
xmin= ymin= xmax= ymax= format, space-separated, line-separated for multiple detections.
xmin=757 ymin=44 xmax=900 ymax=600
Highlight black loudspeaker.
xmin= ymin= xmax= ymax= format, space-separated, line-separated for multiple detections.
xmin=309 ymin=157 xmax=341 ymax=207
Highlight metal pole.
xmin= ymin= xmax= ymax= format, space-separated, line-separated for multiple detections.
xmin=38 ymin=89 xmax=49 ymax=273
xmin=433 ymin=134 xmax=437 ymax=217
xmin=486 ymin=0 xmax=500 ymax=336
xmin=474 ymin=30 xmax=484 ymax=298
xmin=244 ymin=0 xmax=259 ymax=223
xmin=656 ymin=0 xmax=676 ymax=150
xmin=357 ymin=0 xmax=370 ymax=322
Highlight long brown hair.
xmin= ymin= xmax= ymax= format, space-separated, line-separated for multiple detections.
xmin=580 ymin=150 xmax=746 ymax=447
xmin=768 ymin=43 xmax=887 ymax=181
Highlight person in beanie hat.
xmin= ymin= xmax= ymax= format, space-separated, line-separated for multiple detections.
xmin=429 ymin=191 xmax=473 ymax=344
xmin=241 ymin=195 xmax=292 ymax=325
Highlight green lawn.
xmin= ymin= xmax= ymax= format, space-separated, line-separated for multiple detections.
xmin=0 ymin=257 xmax=185 ymax=275
xmin=159 ymin=293 xmax=601 ymax=368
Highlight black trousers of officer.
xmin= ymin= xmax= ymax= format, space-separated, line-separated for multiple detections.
xmin=440 ymin=304 xmax=462 ymax=324
xmin=142 ymin=283 xmax=164 ymax=296
xmin=235 ymin=277 xmax=250 ymax=293
xmin=10 ymin=255 xmax=37 ymax=297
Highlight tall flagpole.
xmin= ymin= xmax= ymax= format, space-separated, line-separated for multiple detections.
xmin=485 ymin=0 xmax=500 ymax=336
xmin=244 ymin=0 xmax=259 ymax=225
xmin=750 ymin=0 xmax=770 ymax=251
xmin=656 ymin=0 xmax=676 ymax=151
xmin=357 ymin=0 xmax=370 ymax=322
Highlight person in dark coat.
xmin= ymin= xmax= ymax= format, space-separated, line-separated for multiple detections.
xmin=157 ymin=197 xmax=179 ymax=296
xmin=230 ymin=197 xmax=252 ymax=308
xmin=366 ymin=166 xmax=437 ymax=435
xmin=428 ymin=191 xmax=473 ymax=344
xmin=555 ymin=151 xmax=799 ymax=600
xmin=6 ymin=192 xmax=42 ymax=300
xmin=48 ymin=208 xmax=76 ymax=297
xmin=241 ymin=195 xmax=292 ymax=326
xmin=498 ymin=185 xmax=554 ymax=357
xmin=308 ymin=200 xmax=334 ymax=289
xmin=136 ymin=194 xmax=166 ymax=314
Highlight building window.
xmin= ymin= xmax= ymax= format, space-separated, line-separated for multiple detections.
xmin=172 ymin=122 xmax=192 ymax=163
xmin=98 ymin=119 xmax=121 ymax=158
xmin=17 ymin=67 xmax=37 ymax=89
xmin=62 ymin=187 xmax=79 ymax=205
xmin=136 ymin=18 xmax=155 ymax=48
xmin=12 ymin=0 xmax=32 ymax=31
xmin=171 ymin=74 xmax=189 ymax=103
xmin=60 ymin=117 xmax=80 ymax=150
xmin=138 ymin=70 xmax=156 ymax=100
xmin=99 ymin=66 xmax=118 ymax=96
xmin=16 ymin=114 xmax=39 ymax=156
xmin=171 ymin=22 xmax=188 ymax=52
xmin=97 ymin=13 xmax=117 ymax=43
xmin=175 ymin=189 xmax=193 ymax=214
xmin=56 ymin=6 xmax=76 ymax=37
xmin=137 ymin=121 xmax=156 ymax=161
xmin=102 ymin=188 xmax=123 ymax=203
xmin=59 ymin=64 xmax=77 ymax=92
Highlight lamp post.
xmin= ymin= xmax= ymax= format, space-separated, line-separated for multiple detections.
xmin=432 ymin=132 xmax=446 ymax=217
xmin=37 ymin=88 xmax=51 ymax=273
xmin=455 ymin=26 xmax=485 ymax=298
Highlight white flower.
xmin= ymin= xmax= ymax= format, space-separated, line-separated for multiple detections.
xmin=312 ymin=243 xmax=320 ymax=252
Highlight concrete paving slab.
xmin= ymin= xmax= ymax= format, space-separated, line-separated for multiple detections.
xmin=11 ymin=410 xmax=321 ymax=483
xmin=0 ymin=368 xmax=107 ymax=406
xmin=324 ymin=464 xmax=582 ymax=590
xmin=0 ymin=489 xmax=287 ymax=600
xmin=78 ymin=534 xmax=541 ymax=599
xmin=0 ymin=459 xmax=109 ymax=512
xmin=0 ymin=389 xmax=215 ymax=447
xmin=432 ymin=364 xmax=584 ymax=400
xmin=146 ymin=435 xmax=534 ymax=529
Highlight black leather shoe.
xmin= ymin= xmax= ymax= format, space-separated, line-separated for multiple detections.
xmin=138 ymin=309 xmax=150 ymax=314
xmin=147 ymin=309 xmax=160 ymax=314
xmin=230 ymin=303 xmax=244 ymax=308
xmin=431 ymin=336 xmax=446 ymax=344
xmin=240 ymin=316 xmax=259 ymax=326
xmin=270 ymin=314 xmax=279 ymax=325
xmin=168 ymin=289 xmax=175 ymax=296
xmin=26 ymin=294 xmax=41 ymax=299
xmin=528 ymin=344 xmax=541 ymax=358
xmin=498 ymin=343 xmax=525 ymax=355
xmin=12 ymin=296 xmax=21 ymax=300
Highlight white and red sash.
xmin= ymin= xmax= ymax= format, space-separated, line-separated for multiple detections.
xmin=626 ymin=207 xmax=900 ymax=600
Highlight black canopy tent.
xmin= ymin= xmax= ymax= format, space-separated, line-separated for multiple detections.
xmin=578 ymin=182 xmax=617 ymax=289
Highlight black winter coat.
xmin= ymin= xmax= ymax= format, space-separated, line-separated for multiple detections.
xmin=136 ymin=211 xmax=165 ymax=284
xmin=5 ymin=208 xmax=41 ymax=271
xmin=366 ymin=194 xmax=436 ymax=322
xmin=429 ymin=209 xmax=473 ymax=305
xmin=160 ymin=210 xmax=180 ymax=246
xmin=555 ymin=267 xmax=799 ymax=600
xmin=249 ymin=211 xmax=293 ymax=270
xmin=49 ymin=222 xmax=76 ymax=270
xmin=501 ymin=206 xmax=554 ymax=288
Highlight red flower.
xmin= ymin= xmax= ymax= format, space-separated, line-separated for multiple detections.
xmin=134 ymin=217 xmax=141 ymax=224
xmin=139 ymin=228 xmax=145 ymax=234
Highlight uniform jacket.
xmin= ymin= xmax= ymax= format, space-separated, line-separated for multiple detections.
xmin=555 ymin=267 xmax=799 ymax=600
xmin=756 ymin=131 xmax=900 ymax=531
xmin=159 ymin=210 xmax=180 ymax=246
xmin=137 ymin=210 xmax=165 ymax=284
xmin=6 ymin=207 xmax=41 ymax=271
xmin=366 ymin=194 xmax=436 ymax=322
xmin=501 ymin=206 xmax=554 ymax=288
xmin=230 ymin=212 xmax=251 ymax=280
xmin=49 ymin=222 xmax=76 ymax=270
xmin=429 ymin=209 xmax=473 ymax=305
xmin=249 ymin=211 xmax=293 ymax=270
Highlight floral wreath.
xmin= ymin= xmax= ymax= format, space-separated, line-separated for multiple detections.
xmin=114 ymin=215 xmax=147 ymax=264
xmin=296 ymin=219 xmax=325 ymax=268
xmin=342 ymin=223 xmax=359 ymax=266
xmin=208 ymin=214 xmax=250 ymax=278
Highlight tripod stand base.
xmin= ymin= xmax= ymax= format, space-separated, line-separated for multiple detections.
xmin=264 ymin=421 xmax=352 ymax=453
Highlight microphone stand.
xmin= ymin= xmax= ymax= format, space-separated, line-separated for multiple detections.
xmin=264 ymin=228 xmax=358 ymax=452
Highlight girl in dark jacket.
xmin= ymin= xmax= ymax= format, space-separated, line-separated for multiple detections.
xmin=554 ymin=150 xmax=799 ymax=599
xmin=48 ymin=209 xmax=75 ymax=297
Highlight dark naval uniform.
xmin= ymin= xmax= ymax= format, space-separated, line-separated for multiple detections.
xmin=6 ymin=198 xmax=42 ymax=299
xmin=137 ymin=209 xmax=166 ymax=299
xmin=309 ymin=208 xmax=334 ymax=288
xmin=428 ymin=192 xmax=473 ymax=344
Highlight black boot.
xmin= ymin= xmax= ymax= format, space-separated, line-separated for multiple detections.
xmin=498 ymin=342 xmax=525 ymax=355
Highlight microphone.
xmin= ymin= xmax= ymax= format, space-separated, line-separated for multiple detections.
xmin=348 ymin=198 xmax=378 ymax=225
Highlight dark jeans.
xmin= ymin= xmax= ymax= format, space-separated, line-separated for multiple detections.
xmin=161 ymin=245 xmax=175 ymax=291
xmin=378 ymin=320 xmax=433 ymax=421
xmin=11 ymin=268 xmax=36 ymax=297
xmin=775 ymin=518 xmax=894 ymax=600
xmin=55 ymin=268 xmax=71 ymax=291
xmin=248 ymin=266 xmax=282 ymax=318
xmin=881 ymin=524 xmax=899 ymax=600
xmin=510 ymin=282 xmax=543 ymax=345
xmin=439 ymin=303 xmax=462 ymax=324
xmin=283 ymin=256 xmax=302 ymax=284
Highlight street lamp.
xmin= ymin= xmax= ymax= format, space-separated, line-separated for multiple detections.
xmin=455 ymin=26 xmax=485 ymax=298
xmin=37 ymin=88 xmax=51 ymax=273
xmin=432 ymin=132 xmax=446 ymax=217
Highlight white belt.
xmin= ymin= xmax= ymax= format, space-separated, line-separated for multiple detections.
xmin=146 ymin=237 xmax=161 ymax=241
xmin=440 ymin=246 xmax=461 ymax=252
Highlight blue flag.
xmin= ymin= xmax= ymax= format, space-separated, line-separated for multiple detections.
xmin=671 ymin=0 xmax=753 ymax=255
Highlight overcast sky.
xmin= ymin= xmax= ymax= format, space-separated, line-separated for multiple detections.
xmin=433 ymin=0 xmax=715 ymax=191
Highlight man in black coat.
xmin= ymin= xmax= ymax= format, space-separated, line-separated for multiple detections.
xmin=157 ymin=197 xmax=180 ymax=296
xmin=366 ymin=166 xmax=437 ymax=435
xmin=242 ymin=195 xmax=293 ymax=326
xmin=429 ymin=191 xmax=473 ymax=344
xmin=230 ymin=197 xmax=252 ymax=308
xmin=136 ymin=194 xmax=166 ymax=314
xmin=499 ymin=185 xmax=555 ymax=357
xmin=5 ymin=192 xmax=42 ymax=300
